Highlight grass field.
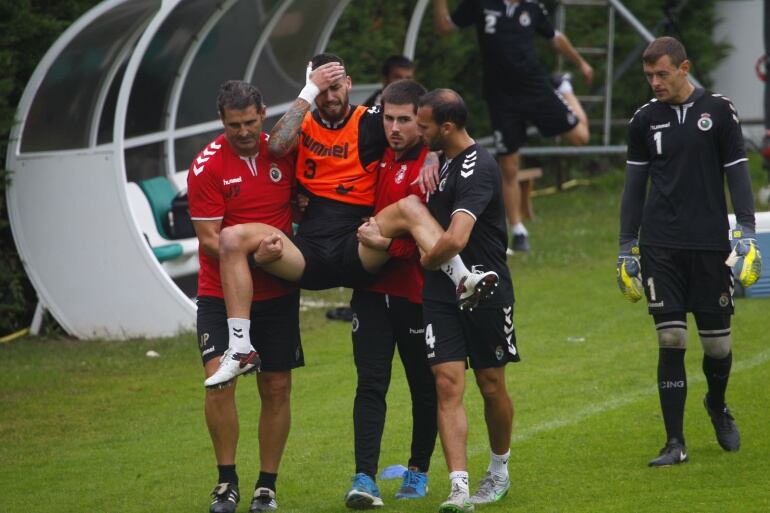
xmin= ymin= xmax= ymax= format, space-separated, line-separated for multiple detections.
xmin=2 ymin=160 xmax=769 ymax=513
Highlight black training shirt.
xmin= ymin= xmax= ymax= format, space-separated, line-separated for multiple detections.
xmin=451 ymin=0 xmax=555 ymax=91
xmin=625 ymin=88 xmax=748 ymax=251
xmin=423 ymin=143 xmax=514 ymax=305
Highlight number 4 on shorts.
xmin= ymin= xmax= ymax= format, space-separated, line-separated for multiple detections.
xmin=425 ymin=323 xmax=436 ymax=350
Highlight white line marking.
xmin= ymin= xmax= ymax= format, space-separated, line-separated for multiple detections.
xmin=461 ymin=348 xmax=770 ymax=457
xmin=508 ymin=349 xmax=770 ymax=443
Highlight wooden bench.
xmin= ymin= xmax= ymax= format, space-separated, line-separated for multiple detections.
xmin=518 ymin=167 xmax=543 ymax=220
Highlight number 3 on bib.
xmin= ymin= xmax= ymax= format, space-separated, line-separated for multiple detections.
xmin=303 ymin=158 xmax=316 ymax=179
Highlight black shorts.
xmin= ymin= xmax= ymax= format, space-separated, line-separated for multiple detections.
xmin=486 ymin=87 xmax=578 ymax=155
xmin=293 ymin=197 xmax=378 ymax=291
xmin=350 ymin=291 xmax=428 ymax=374
xmin=422 ymin=300 xmax=520 ymax=369
xmin=640 ymin=245 xmax=734 ymax=315
xmin=196 ymin=293 xmax=304 ymax=371
xmin=293 ymin=230 xmax=376 ymax=290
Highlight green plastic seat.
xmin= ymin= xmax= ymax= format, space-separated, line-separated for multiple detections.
xmin=138 ymin=177 xmax=176 ymax=239
xmin=152 ymin=243 xmax=183 ymax=262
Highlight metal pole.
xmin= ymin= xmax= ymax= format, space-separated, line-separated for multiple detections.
xmin=603 ymin=5 xmax=615 ymax=145
xmin=765 ymin=0 xmax=770 ymax=134
xmin=608 ymin=0 xmax=702 ymax=88
xmin=404 ymin=0 xmax=430 ymax=60
xmin=29 ymin=300 xmax=46 ymax=336
xmin=556 ymin=3 xmax=566 ymax=73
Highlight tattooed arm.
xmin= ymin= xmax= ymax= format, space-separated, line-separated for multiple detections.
xmin=268 ymin=61 xmax=346 ymax=158
xmin=268 ymin=100 xmax=308 ymax=158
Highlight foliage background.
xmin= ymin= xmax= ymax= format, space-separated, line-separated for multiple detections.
xmin=0 ymin=0 xmax=102 ymax=334
xmin=0 ymin=0 xmax=730 ymax=335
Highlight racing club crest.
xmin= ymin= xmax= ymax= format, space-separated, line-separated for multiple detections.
xmin=519 ymin=11 xmax=531 ymax=26
xmin=269 ymin=165 xmax=282 ymax=182
xmin=395 ymin=164 xmax=407 ymax=184
xmin=697 ymin=113 xmax=713 ymax=132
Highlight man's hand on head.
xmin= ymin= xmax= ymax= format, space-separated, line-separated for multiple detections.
xmin=309 ymin=62 xmax=346 ymax=91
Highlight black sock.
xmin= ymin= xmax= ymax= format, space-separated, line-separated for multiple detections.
xmin=256 ymin=471 xmax=277 ymax=492
xmin=703 ymin=351 xmax=732 ymax=410
xmin=218 ymin=464 xmax=238 ymax=486
xmin=657 ymin=348 xmax=687 ymax=444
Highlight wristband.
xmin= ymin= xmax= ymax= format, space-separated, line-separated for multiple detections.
xmin=298 ymin=82 xmax=320 ymax=104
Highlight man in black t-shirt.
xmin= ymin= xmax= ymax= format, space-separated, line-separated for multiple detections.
xmin=376 ymin=89 xmax=518 ymax=512
xmin=434 ymin=0 xmax=593 ymax=253
xmin=618 ymin=37 xmax=762 ymax=467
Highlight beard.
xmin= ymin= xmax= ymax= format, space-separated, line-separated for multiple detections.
xmin=425 ymin=135 xmax=444 ymax=152
xmin=318 ymin=97 xmax=349 ymax=123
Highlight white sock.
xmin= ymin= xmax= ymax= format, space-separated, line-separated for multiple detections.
xmin=227 ymin=318 xmax=252 ymax=353
xmin=448 ymin=471 xmax=469 ymax=493
xmin=511 ymin=222 xmax=528 ymax=237
xmin=488 ymin=449 xmax=510 ymax=478
xmin=440 ymin=254 xmax=470 ymax=288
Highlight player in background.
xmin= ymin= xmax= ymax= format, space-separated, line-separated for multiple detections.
xmin=617 ymin=36 xmax=762 ymax=466
xmin=344 ymin=79 xmax=438 ymax=509
xmin=187 ymin=81 xmax=302 ymax=513
xmin=362 ymin=54 xmax=415 ymax=107
xmin=433 ymin=0 xmax=592 ymax=253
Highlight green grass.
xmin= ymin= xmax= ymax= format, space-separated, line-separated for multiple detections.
xmin=2 ymin=159 xmax=769 ymax=513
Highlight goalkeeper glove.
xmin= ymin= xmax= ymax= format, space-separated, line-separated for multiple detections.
xmin=725 ymin=225 xmax=762 ymax=288
xmin=617 ymin=240 xmax=643 ymax=302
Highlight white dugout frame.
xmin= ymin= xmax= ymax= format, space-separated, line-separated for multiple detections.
xmin=6 ymin=0 xmax=429 ymax=339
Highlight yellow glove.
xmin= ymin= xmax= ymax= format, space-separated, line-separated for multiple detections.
xmin=617 ymin=241 xmax=643 ymax=303
xmin=726 ymin=225 xmax=762 ymax=288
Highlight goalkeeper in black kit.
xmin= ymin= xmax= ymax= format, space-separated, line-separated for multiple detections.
xmin=617 ymin=37 xmax=762 ymax=467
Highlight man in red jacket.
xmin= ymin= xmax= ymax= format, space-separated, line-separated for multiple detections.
xmin=187 ymin=81 xmax=301 ymax=513
xmin=344 ymin=80 xmax=438 ymax=508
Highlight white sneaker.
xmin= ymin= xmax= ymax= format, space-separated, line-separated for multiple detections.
xmin=456 ymin=267 xmax=499 ymax=311
xmin=204 ymin=347 xmax=260 ymax=388
xmin=438 ymin=484 xmax=473 ymax=513
xmin=468 ymin=471 xmax=510 ymax=504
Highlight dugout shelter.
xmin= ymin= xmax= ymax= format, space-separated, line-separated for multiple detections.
xmin=5 ymin=0 xmax=430 ymax=339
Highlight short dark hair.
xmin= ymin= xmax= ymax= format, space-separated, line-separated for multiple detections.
xmin=381 ymin=79 xmax=427 ymax=114
xmin=642 ymin=37 xmax=687 ymax=67
xmin=381 ymin=55 xmax=414 ymax=77
xmin=311 ymin=52 xmax=346 ymax=72
xmin=217 ymin=80 xmax=263 ymax=117
xmin=417 ymin=88 xmax=467 ymax=128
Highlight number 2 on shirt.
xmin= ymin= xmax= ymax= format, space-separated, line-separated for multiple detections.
xmin=653 ymin=131 xmax=662 ymax=155
xmin=485 ymin=14 xmax=497 ymax=34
